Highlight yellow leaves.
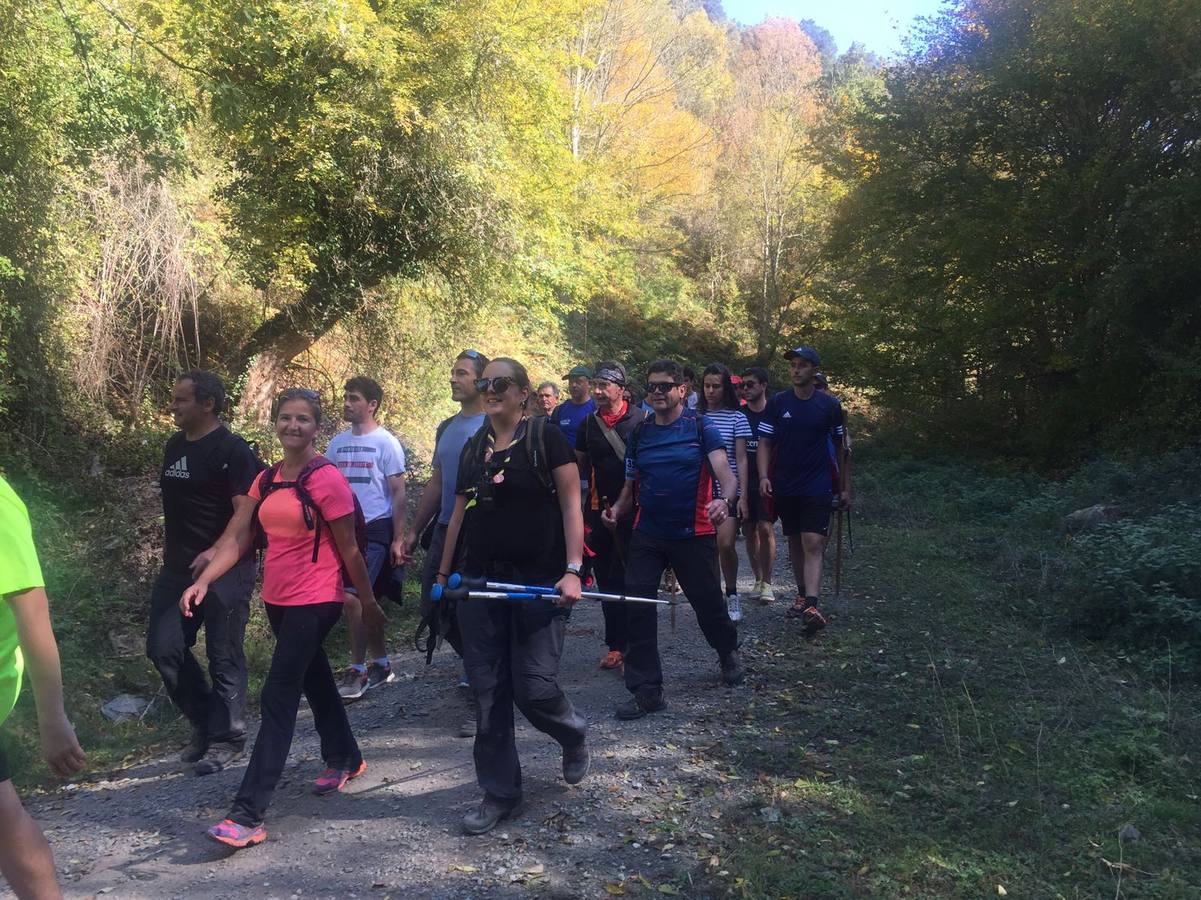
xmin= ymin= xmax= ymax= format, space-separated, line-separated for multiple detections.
xmin=448 ymin=864 xmax=478 ymax=873
xmin=604 ymin=884 xmax=626 ymax=896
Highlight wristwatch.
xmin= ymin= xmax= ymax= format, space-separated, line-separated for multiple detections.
xmin=565 ymin=562 xmax=583 ymax=577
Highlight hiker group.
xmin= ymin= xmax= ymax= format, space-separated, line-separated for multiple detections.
xmin=0 ymin=345 xmax=851 ymax=890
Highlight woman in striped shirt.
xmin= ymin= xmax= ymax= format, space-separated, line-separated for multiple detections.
xmin=699 ymin=364 xmax=751 ymax=621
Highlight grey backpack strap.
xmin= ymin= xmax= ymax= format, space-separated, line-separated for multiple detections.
xmin=593 ymin=412 xmax=627 ymax=460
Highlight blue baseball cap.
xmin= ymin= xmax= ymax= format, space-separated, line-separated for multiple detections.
xmin=784 ymin=346 xmax=821 ymax=366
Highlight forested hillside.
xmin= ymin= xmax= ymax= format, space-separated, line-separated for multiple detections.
xmin=3 ymin=0 xmax=1195 ymax=465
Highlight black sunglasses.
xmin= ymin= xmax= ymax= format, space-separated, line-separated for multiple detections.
xmin=475 ymin=376 xmax=516 ymax=394
xmin=644 ymin=381 xmax=682 ymax=395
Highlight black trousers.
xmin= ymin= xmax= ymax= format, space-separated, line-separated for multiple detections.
xmin=622 ymin=532 xmax=738 ymax=697
xmin=146 ymin=559 xmax=255 ymax=746
xmin=228 ymin=601 xmax=361 ymax=827
xmin=586 ymin=510 xmax=631 ymax=652
xmin=459 ymin=577 xmax=587 ymax=806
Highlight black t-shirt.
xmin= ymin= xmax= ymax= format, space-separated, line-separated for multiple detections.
xmin=456 ymin=420 xmax=575 ymax=581
xmin=160 ymin=426 xmax=259 ymax=572
xmin=743 ymin=405 xmax=768 ymax=482
xmin=576 ymin=405 xmax=646 ymax=516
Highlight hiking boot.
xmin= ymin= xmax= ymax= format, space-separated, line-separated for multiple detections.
xmin=562 ymin=742 xmax=591 ymax=785
xmin=758 ymin=583 xmax=775 ymax=605
xmin=726 ymin=592 xmax=743 ymax=622
xmin=314 ymin=759 xmax=367 ymax=796
xmin=599 ymin=649 xmax=624 ymax=670
xmin=180 ymin=728 xmax=208 ymax=764
xmin=720 ymin=651 xmax=746 ymax=686
xmin=462 ymin=797 xmax=524 ymax=835
xmin=615 ymin=690 xmax=667 ymax=720
xmin=366 ymin=661 xmax=396 ymax=690
xmin=206 ymin=819 xmax=266 ymax=849
xmin=458 ymin=718 xmax=476 ymax=738
xmin=195 ymin=742 xmax=244 ymax=776
xmin=802 ymin=605 xmax=827 ymax=638
xmin=338 ymin=667 xmax=368 ymax=701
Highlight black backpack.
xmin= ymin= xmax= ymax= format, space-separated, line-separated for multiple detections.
xmin=252 ymin=457 xmax=369 ymax=572
xmin=462 ymin=414 xmax=556 ymax=496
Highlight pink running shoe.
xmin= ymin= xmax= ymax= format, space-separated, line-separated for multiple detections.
xmin=206 ymin=819 xmax=266 ymax=849
xmin=314 ymin=759 xmax=367 ymax=796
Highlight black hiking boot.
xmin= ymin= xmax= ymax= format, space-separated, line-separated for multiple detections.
xmin=195 ymin=741 xmax=245 ymax=776
xmin=180 ymin=728 xmax=208 ymax=764
xmin=462 ymin=797 xmax=524 ymax=835
xmin=562 ymin=742 xmax=591 ymax=785
xmin=720 ymin=651 xmax=746 ymax=686
xmin=615 ymin=690 xmax=667 ymax=720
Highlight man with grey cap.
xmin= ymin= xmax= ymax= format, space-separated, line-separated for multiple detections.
xmin=756 ymin=346 xmax=849 ymax=636
xmin=575 ymin=361 xmax=646 ymax=670
xmin=550 ymin=365 xmax=596 ymax=449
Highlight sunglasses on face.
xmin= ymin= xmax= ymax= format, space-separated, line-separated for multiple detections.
xmin=644 ymin=381 xmax=681 ymax=395
xmin=475 ymin=376 xmax=516 ymax=394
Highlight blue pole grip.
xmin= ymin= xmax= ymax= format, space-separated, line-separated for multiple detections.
xmin=431 ymin=582 xmax=444 ymax=602
xmin=448 ymin=572 xmax=463 ymax=589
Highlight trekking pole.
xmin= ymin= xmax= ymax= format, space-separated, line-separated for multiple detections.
xmin=834 ymin=508 xmax=844 ymax=598
xmin=846 ymin=506 xmax=854 ymax=555
xmin=436 ymin=575 xmax=674 ymax=606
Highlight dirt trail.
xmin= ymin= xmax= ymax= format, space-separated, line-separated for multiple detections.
xmin=13 ymin=538 xmax=818 ymax=899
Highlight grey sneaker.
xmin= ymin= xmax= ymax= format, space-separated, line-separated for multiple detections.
xmin=180 ymin=728 xmax=208 ymax=764
xmin=562 ymin=743 xmax=590 ymax=785
xmin=338 ymin=667 xmax=368 ymax=701
xmin=720 ymin=651 xmax=746 ymax=686
xmin=366 ymin=662 xmax=396 ymax=690
xmin=615 ymin=691 xmax=667 ymax=720
xmin=462 ymin=797 xmax=523 ymax=835
xmin=195 ymin=742 xmax=244 ymax=776
xmin=458 ymin=718 xmax=476 ymax=738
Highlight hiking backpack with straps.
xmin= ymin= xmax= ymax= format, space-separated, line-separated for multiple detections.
xmin=461 ymin=414 xmax=556 ymax=496
xmin=251 ymin=457 xmax=368 ymax=573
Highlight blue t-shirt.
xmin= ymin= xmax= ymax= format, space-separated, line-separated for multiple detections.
xmin=433 ymin=412 xmax=486 ymax=524
xmin=551 ymin=398 xmax=596 ymax=452
xmin=625 ymin=411 xmax=725 ymax=539
xmin=759 ymin=390 xmax=845 ymax=497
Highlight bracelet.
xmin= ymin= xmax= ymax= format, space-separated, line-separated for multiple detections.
xmin=437 ymin=571 xmax=449 ymax=578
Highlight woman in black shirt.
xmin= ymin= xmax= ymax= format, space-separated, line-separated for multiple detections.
xmin=437 ymin=357 xmax=588 ymax=835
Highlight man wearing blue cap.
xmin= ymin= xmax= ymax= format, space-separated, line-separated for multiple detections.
xmin=757 ymin=346 xmax=849 ymax=634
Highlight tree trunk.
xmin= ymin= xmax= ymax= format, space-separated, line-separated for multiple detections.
xmin=232 ymin=270 xmax=366 ymax=423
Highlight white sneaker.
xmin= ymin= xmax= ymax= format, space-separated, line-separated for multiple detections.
xmin=751 ymin=580 xmax=765 ymax=601
xmin=727 ymin=593 xmax=743 ymax=622
xmin=759 ymin=583 xmax=775 ymax=605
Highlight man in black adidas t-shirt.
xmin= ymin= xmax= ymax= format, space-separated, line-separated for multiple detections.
xmin=149 ymin=371 xmax=260 ymax=776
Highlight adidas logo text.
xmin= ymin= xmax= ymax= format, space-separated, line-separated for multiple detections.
xmin=165 ymin=457 xmax=190 ymax=479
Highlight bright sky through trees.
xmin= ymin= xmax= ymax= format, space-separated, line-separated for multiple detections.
xmin=722 ymin=0 xmax=947 ymax=56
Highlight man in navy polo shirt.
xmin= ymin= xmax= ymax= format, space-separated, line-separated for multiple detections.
xmin=603 ymin=359 xmax=743 ymax=721
xmin=758 ymin=346 xmax=849 ymax=635
xmin=550 ymin=365 xmax=596 ymax=448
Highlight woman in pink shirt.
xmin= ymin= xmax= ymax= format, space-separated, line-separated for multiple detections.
xmin=180 ymin=389 xmax=387 ymax=849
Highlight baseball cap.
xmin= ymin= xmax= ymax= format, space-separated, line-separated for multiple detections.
xmin=784 ymin=346 xmax=821 ymax=366
xmin=593 ymin=361 xmax=626 ymax=386
xmin=563 ymin=365 xmax=594 ymax=380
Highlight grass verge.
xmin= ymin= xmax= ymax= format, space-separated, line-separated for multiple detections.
xmin=704 ymin=449 xmax=1201 ymax=898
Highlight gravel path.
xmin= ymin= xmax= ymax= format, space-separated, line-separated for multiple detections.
xmin=14 ymin=535 xmax=817 ymax=899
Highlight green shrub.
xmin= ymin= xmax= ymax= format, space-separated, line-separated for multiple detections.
xmin=1060 ymin=503 xmax=1201 ymax=655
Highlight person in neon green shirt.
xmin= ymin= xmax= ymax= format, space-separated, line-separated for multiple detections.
xmin=0 ymin=475 xmax=87 ymax=899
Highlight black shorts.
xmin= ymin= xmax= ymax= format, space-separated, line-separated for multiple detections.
xmin=745 ymin=487 xmax=776 ymax=524
xmin=0 ymin=739 xmax=10 ymax=784
xmin=776 ymin=494 xmax=833 ymax=537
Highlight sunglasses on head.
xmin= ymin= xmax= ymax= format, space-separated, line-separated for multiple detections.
xmin=280 ymin=388 xmax=320 ymax=401
xmin=644 ymin=380 xmax=681 ymax=394
xmin=475 ymin=376 xmax=516 ymax=394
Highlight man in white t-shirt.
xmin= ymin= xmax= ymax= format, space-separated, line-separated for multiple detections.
xmin=325 ymin=376 xmax=407 ymax=700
